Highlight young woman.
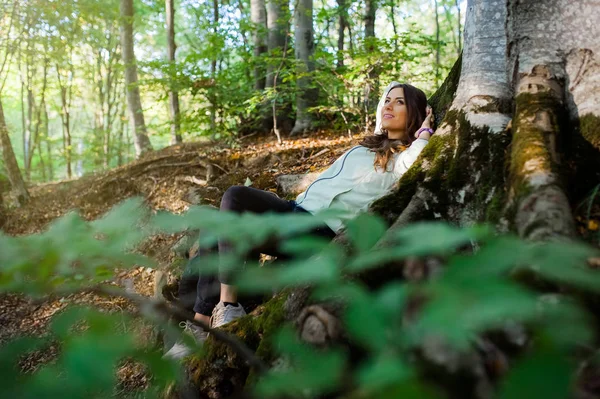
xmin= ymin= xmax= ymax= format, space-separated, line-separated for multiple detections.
xmin=166 ymin=82 xmax=434 ymax=359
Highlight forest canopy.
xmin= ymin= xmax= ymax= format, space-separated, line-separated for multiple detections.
xmin=0 ymin=0 xmax=463 ymax=183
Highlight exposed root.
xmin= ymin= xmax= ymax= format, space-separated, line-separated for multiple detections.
xmin=509 ymin=64 xmax=576 ymax=240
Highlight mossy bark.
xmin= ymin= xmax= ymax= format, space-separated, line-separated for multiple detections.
xmin=507 ymin=66 xmax=575 ymax=240
xmin=186 ymin=295 xmax=286 ymax=398
xmin=371 ymin=109 xmax=510 ymax=228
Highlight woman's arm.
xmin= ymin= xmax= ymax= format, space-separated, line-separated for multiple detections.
xmin=394 ymin=106 xmax=433 ymax=176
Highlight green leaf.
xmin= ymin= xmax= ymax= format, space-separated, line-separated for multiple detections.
xmin=255 ymin=326 xmax=346 ymax=398
xmin=499 ymin=349 xmax=572 ymax=399
xmin=345 ymin=295 xmax=388 ymax=352
xmin=410 ymin=280 xmax=537 ymax=349
xmin=525 ymin=241 xmax=600 ymax=292
xmin=357 ymin=354 xmax=412 ymax=391
xmin=345 ymin=213 xmax=388 ymax=253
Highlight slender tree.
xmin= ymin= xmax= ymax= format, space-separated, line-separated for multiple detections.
xmin=209 ymin=0 xmax=219 ymax=133
xmin=290 ymin=0 xmax=316 ymax=135
xmin=0 ymin=0 xmax=29 ymax=203
xmin=251 ymin=0 xmax=268 ymax=90
xmin=434 ymin=0 xmax=441 ymax=86
xmin=120 ymin=0 xmax=153 ymax=157
xmin=0 ymin=99 xmax=29 ymax=205
xmin=166 ymin=0 xmax=182 ymax=144
xmin=266 ymin=0 xmax=288 ymax=87
xmin=456 ymin=0 xmax=462 ymax=55
xmin=336 ymin=0 xmax=348 ymax=69
xmin=363 ymin=0 xmax=379 ymax=123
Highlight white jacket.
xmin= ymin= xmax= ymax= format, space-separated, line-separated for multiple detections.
xmin=295 ymin=138 xmax=429 ymax=233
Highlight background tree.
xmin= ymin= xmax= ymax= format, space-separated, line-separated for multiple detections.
xmin=0 ymin=0 xmax=30 ymax=204
xmin=251 ymin=0 xmax=267 ymax=91
xmin=120 ymin=0 xmax=153 ymax=157
xmin=290 ymin=0 xmax=316 ymax=135
xmin=166 ymin=0 xmax=182 ymax=144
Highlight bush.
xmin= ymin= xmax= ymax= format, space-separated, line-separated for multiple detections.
xmin=1 ymin=199 xmax=599 ymax=397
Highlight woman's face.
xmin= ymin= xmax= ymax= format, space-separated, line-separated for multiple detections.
xmin=381 ymin=87 xmax=407 ymax=139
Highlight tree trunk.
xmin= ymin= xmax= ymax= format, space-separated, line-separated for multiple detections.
xmin=43 ymin=103 xmax=52 ymax=181
xmin=0 ymin=98 xmax=29 ymax=205
xmin=363 ymin=0 xmax=375 ymax=45
xmin=290 ymin=0 xmax=316 ymax=135
xmin=210 ymin=0 xmax=218 ymax=134
xmin=456 ymin=0 xmax=462 ymax=56
xmin=362 ymin=0 xmax=379 ymax=127
xmin=264 ymin=0 xmax=291 ymax=137
xmin=434 ymin=0 xmax=441 ymax=86
xmin=336 ymin=0 xmax=348 ymax=69
xmin=166 ymin=0 xmax=182 ymax=145
xmin=56 ymin=65 xmax=73 ymax=179
xmin=266 ymin=0 xmax=287 ymax=89
xmin=26 ymin=58 xmax=49 ymax=180
xmin=251 ymin=0 xmax=267 ymax=90
xmin=120 ymin=0 xmax=153 ymax=158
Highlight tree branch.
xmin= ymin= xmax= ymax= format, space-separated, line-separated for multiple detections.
xmin=92 ymin=284 xmax=269 ymax=374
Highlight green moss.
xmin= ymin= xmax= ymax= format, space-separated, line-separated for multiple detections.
xmin=373 ymin=103 xmax=511 ymax=225
xmin=429 ymin=54 xmax=462 ymax=126
xmin=188 ymin=293 xmax=287 ymax=390
xmin=580 ymin=113 xmax=600 ymax=150
xmin=509 ymin=91 xmax=563 ymax=200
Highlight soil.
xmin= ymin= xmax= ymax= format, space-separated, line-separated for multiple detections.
xmin=0 ymin=130 xmax=359 ymax=392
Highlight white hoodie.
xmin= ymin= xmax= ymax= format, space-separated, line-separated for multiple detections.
xmin=295 ymin=82 xmax=429 ymax=233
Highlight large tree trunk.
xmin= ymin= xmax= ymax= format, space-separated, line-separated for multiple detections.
xmin=166 ymin=0 xmax=182 ymax=145
xmin=290 ymin=0 xmax=316 ymax=135
xmin=186 ymin=1 xmax=600 ymax=397
xmin=0 ymin=98 xmax=29 ymax=205
xmin=251 ymin=0 xmax=267 ymax=90
xmin=120 ymin=0 xmax=153 ymax=158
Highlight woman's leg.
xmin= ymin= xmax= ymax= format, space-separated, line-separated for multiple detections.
xmin=217 ymin=185 xmax=297 ymax=304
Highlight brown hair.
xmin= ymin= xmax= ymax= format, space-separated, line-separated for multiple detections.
xmin=359 ymin=83 xmax=428 ymax=172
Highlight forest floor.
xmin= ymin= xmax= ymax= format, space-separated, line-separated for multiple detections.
xmin=0 ymin=129 xmax=358 ymax=392
xmin=1 ymin=129 xmax=599 ymax=393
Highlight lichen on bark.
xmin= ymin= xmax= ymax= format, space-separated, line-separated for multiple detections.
xmin=507 ymin=74 xmax=576 ymax=240
xmin=579 ymin=113 xmax=600 ymax=151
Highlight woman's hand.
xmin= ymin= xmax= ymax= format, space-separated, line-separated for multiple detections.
xmin=415 ymin=105 xmax=434 ymax=140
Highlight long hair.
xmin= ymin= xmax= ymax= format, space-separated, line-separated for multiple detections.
xmin=360 ymin=83 xmax=428 ymax=172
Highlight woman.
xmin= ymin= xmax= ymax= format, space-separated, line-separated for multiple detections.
xmin=166 ymin=82 xmax=434 ymax=359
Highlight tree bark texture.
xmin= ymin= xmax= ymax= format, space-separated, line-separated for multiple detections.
xmin=290 ymin=0 xmax=316 ymax=135
xmin=186 ymin=1 xmax=600 ymax=397
xmin=0 ymin=98 xmax=29 ymax=205
xmin=210 ymin=0 xmax=219 ymax=134
xmin=166 ymin=0 xmax=182 ymax=145
xmin=266 ymin=0 xmax=288 ymax=89
xmin=336 ymin=0 xmax=348 ymax=69
xmin=362 ymin=0 xmax=379 ymax=121
xmin=120 ymin=0 xmax=153 ymax=158
xmin=251 ymin=0 xmax=268 ymax=90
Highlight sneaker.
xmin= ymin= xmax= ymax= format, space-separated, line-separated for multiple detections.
xmin=163 ymin=320 xmax=208 ymax=360
xmin=210 ymin=302 xmax=247 ymax=329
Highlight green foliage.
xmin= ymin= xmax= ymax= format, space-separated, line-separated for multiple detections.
xmin=3 ymin=199 xmax=599 ymax=397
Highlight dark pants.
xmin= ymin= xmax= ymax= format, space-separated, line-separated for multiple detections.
xmin=178 ymin=186 xmax=336 ymax=316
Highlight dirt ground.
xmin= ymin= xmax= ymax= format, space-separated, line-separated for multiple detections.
xmin=0 ymin=130 xmax=358 ymax=391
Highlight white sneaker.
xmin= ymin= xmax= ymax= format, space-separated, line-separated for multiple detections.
xmin=210 ymin=302 xmax=247 ymax=328
xmin=164 ymin=320 xmax=208 ymax=360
